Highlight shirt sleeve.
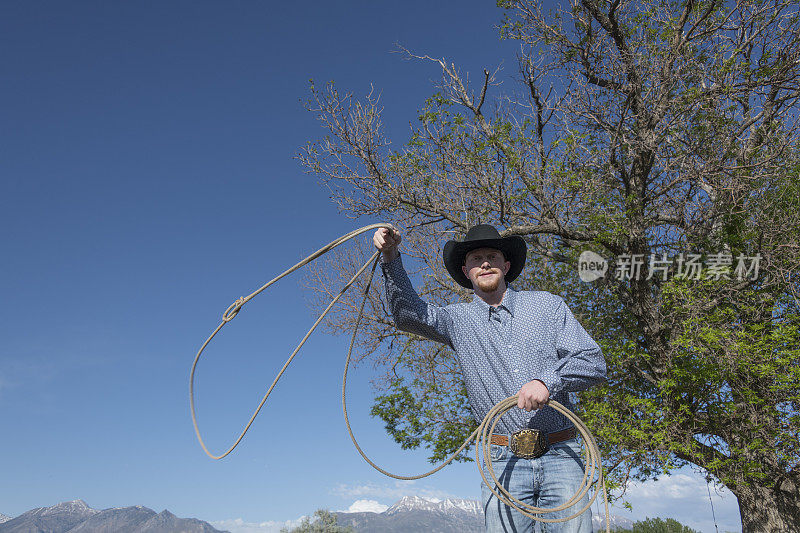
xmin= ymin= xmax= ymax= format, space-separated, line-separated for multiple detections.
xmin=380 ymin=254 xmax=454 ymax=347
xmin=538 ymin=296 xmax=606 ymax=396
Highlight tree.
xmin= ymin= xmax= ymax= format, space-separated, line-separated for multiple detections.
xmin=299 ymin=1 xmax=800 ymax=531
xmin=280 ymin=509 xmax=354 ymax=533
xmin=630 ymin=516 xmax=700 ymax=533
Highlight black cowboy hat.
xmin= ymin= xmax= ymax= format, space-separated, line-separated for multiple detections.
xmin=443 ymin=224 xmax=527 ymax=289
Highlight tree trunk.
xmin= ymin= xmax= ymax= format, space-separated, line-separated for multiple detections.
xmin=734 ymin=479 xmax=800 ymax=533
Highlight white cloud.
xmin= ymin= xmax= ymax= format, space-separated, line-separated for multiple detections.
xmin=625 ymin=473 xmax=711 ymax=499
xmin=339 ymin=499 xmax=389 ymax=513
xmin=210 ymin=516 xmax=306 ymax=533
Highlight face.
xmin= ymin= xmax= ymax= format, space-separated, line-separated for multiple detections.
xmin=461 ymin=247 xmax=511 ymax=293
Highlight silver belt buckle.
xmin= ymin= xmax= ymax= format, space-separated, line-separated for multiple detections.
xmin=510 ymin=429 xmax=549 ymax=459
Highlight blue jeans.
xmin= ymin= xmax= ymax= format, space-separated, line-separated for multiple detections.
xmin=481 ymin=438 xmax=592 ymax=533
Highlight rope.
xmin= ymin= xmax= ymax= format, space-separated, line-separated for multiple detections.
xmin=190 ymin=223 xmax=610 ymax=531
xmin=706 ymin=477 xmax=720 ymax=533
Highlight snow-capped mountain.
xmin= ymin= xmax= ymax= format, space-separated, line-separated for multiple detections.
xmin=0 ymin=515 xmax=9 ymax=525
xmin=438 ymin=497 xmax=483 ymax=515
xmin=0 ymin=500 xmax=99 ymax=532
xmin=593 ymin=513 xmax=635 ymax=531
xmin=384 ymin=495 xmax=441 ymax=514
xmin=0 ymin=500 xmax=225 ymax=533
xmin=338 ymin=495 xmax=483 ymax=532
xmin=385 ymin=495 xmax=482 ymax=516
xmin=66 ymin=504 xmax=158 ymax=532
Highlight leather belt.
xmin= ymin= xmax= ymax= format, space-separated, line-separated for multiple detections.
xmin=490 ymin=427 xmax=576 ymax=448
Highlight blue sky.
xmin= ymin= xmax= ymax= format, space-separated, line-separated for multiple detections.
xmin=1 ymin=2 xmax=741 ymax=532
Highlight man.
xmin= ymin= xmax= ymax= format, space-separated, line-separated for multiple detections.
xmin=373 ymin=224 xmax=606 ymax=533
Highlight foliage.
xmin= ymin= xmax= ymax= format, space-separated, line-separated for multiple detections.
xmin=371 ymin=377 xmax=478 ymax=463
xmin=280 ymin=509 xmax=354 ymax=533
xmin=630 ymin=516 xmax=700 ymax=533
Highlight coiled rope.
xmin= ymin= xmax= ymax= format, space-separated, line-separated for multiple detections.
xmin=190 ymin=223 xmax=610 ymax=531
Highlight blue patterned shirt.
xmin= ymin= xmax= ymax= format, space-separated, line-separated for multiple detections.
xmin=381 ymin=254 xmax=606 ymax=436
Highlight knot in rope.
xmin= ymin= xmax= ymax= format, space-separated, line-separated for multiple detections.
xmin=223 ymin=297 xmax=246 ymax=322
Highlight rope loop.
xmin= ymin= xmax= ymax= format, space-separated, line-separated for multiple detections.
xmin=222 ymin=297 xmax=245 ymax=322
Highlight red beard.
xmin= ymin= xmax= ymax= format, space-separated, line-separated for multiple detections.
xmin=474 ymin=270 xmax=503 ymax=292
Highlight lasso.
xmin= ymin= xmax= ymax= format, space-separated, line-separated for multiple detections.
xmin=189 ymin=223 xmax=610 ymax=531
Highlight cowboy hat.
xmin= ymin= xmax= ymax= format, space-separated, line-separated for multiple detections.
xmin=443 ymin=224 xmax=527 ymax=289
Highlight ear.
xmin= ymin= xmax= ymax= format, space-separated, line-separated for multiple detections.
xmin=462 ymin=265 xmax=469 ymax=278
xmin=502 ymin=260 xmax=511 ymax=276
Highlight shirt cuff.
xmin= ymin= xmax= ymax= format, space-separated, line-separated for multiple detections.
xmin=538 ymin=369 xmax=562 ymax=398
xmin=379 ymin=252 xmax=403 ymax=267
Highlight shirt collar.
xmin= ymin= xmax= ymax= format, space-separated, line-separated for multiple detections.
xmin=471 ymin=285 xmax=517 ymax=318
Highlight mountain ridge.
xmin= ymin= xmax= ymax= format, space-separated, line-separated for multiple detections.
xmin=0 ymin=500 xmax=225 ymax=533
xmin=335 ymin=494 xmax=483 ymax=533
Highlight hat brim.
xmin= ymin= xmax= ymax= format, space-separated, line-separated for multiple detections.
xmin=443 ymin=236 xmax=527 ymax=289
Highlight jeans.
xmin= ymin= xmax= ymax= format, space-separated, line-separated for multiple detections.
xmin=481 ymin=438 xmax=592 ymax=533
